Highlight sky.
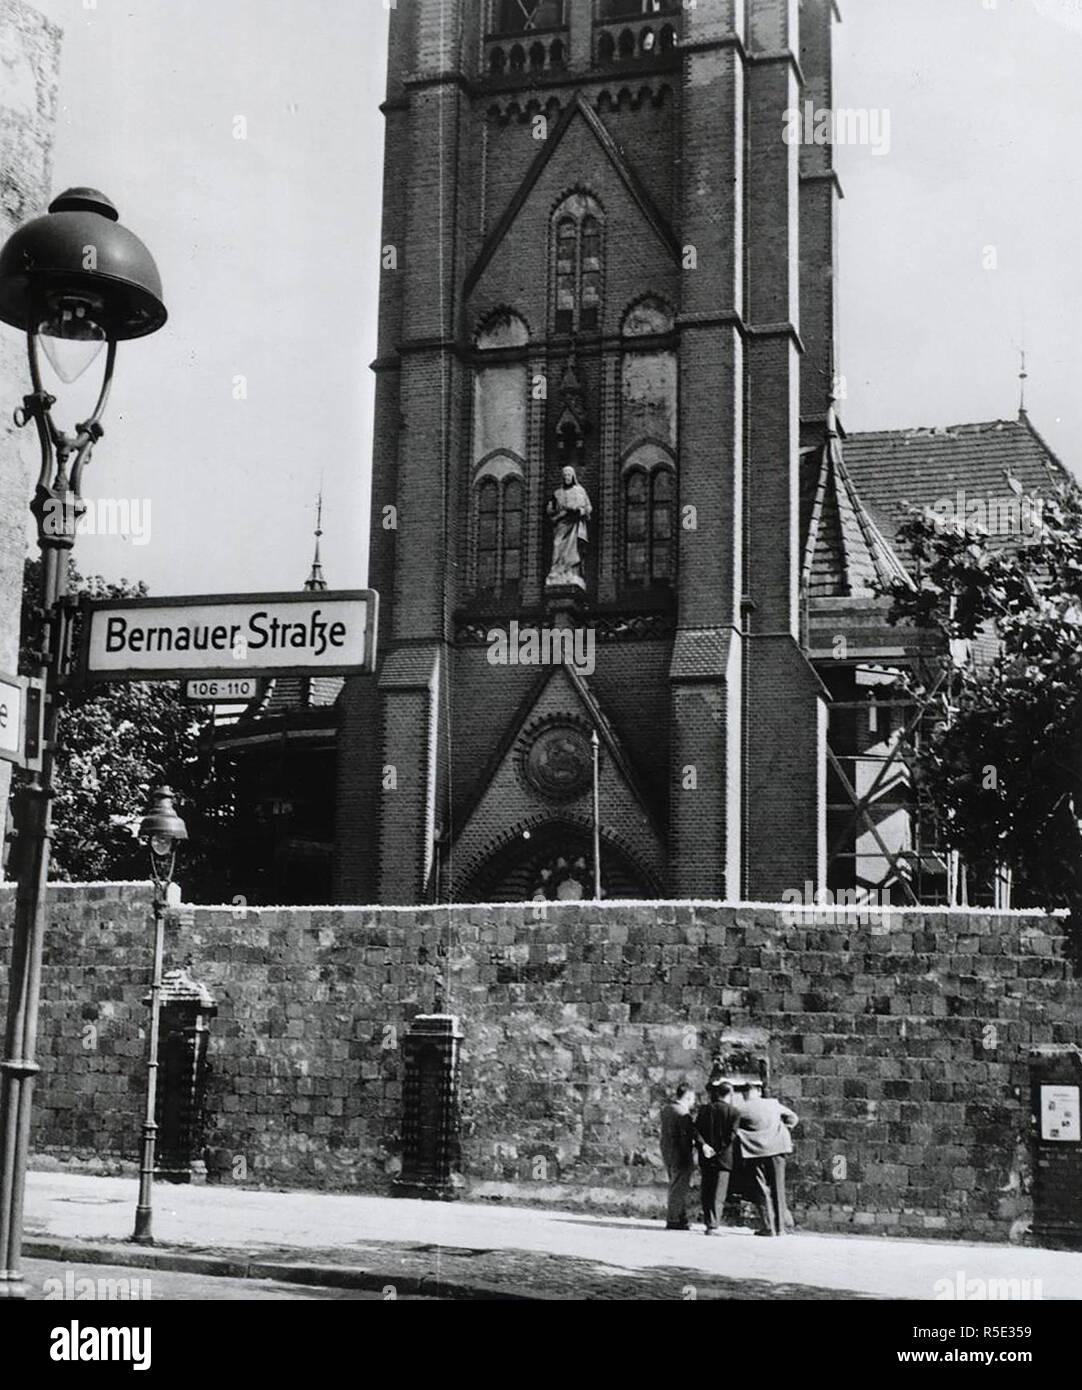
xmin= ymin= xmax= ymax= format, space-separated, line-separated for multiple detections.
xmin=13 ymin=0 xmax=1082 ymax=597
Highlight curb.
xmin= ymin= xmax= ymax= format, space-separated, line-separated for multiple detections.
xmin=23 ymin=1238 xmax=543 ymax=1301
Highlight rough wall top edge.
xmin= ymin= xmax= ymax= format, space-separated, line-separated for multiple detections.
xmin=0 ymin=882 xmax=1064 ymax=921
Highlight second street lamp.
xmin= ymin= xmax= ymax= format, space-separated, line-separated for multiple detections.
xmin=0 ymin=188 xmax=167 ymax=1299
xmin=133 ymin=787 xmax=188 ymax=1246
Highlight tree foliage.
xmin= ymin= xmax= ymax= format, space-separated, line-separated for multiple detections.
xmin=882 ymin=483 xmax=1082 ymax=924
xmin=12 ymin=559 xmax=237 ymax=898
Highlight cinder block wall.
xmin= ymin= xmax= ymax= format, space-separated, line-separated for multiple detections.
xmin=1 ymin=885 xmax=1076 ymax=1242
xmin=0 ymin=1 xmax=61 ymax=857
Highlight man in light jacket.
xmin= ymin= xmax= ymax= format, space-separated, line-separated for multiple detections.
xmin=734 ymin=1081 xmax=799 ymax=1236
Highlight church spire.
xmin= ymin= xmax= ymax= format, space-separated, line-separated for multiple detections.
xmin=304 ymin=491 xmax=327 ymax=591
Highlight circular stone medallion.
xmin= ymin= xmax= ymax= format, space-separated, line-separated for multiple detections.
xmin=523 ymin=723 xmax=592 ymax=802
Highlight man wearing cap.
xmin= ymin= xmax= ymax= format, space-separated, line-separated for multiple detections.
xmin=734 ymin=1081 xmax=799 ymax=1236
xmin=659 ymin=1083 xmax=700 ymax=1230
xmin=695 ymin=1081 xmax=742 ymax=1234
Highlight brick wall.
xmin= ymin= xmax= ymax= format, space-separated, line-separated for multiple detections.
xmin=3 ymin=884 xmax=1076 ymax=1241
xmin=0 ymin=0 xmax=60 ymax=855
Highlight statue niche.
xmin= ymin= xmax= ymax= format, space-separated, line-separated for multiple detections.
xmin=545 ymin=465 xmax=592 ymax=591
xmin=546 ymin=352 xmax=592 ymax=592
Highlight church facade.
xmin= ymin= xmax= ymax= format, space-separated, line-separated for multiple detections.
xmin=336 ymin=0 xmax=845 ymax=906
xmin=207 ymin=2 xmax=1073 ymax=910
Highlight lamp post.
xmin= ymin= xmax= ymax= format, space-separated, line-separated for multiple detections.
xmin=0 ymin=188 xmax=166 ymax=1298
xmin=133 ymin=787 xmax=187 ymax=1245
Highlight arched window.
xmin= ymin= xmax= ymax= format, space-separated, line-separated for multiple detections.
xmin=472 ymin=312 xmax=530 ymax=599
xmin=477 ymin=478 xmax=501 ymax=591
xmin=651 ymin=467 xmax=673 ymax=582
xmin=625 ymin=470 xmax=649 ymax=582
xmin=622 ymin=445 xmax=675 ymax=586
xmin=473 ymin=462 xmax=526 ymax=596
xmin=580 ymin=217 xmax=602 ymax=331
xmin=504 ymin=477 xmax=524 ymax=584
xmin=555 ymin=218 xmax=577 ymax=335
xmin=550 ymin=194 xmax=605 ymax=336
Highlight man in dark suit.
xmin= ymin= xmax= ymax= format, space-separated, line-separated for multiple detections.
xmin=695 ymin=1082 xmax=742 ymax=1234
xmin=659 ymin=1083 xmax=699 ymax=1230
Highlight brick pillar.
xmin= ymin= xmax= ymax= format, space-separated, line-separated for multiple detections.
xmin=744 ymin=635 xmax=826 ymax=899
xmin=366 ymin=0 xmax=470 ymax=904
xmin=333 ymin=674 xmax=382 ymax=904
xmin=743 ymin=0 xmax=825 ymax=899
xmin=669 ymin=0 xmax=745 ymax=899
xmin=799 ymin=0 xmax=841 ymax=438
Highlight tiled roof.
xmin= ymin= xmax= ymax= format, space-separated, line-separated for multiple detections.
xmin=261 ymin=675 xmax=344 ymax=714
xmin=801 ymin=429 xmax=913 ymax=599
xmin=669 ymin=627 xmax=732 ymax=680
xmin=378 ymin=646 xmax=439 ymax=690
xmin=844 ymin=414 xmax=1073 ymax=550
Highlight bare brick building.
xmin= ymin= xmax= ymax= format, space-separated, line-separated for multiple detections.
xmin=336 ymin=0 xmax=852 ymax=906
xmin=310 ymin=0 xmax=1071 ymax=910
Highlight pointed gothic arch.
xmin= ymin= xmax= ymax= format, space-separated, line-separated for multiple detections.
xmin=456 ymin=815 xmax=661 ymax=903
xmin=475 ymin=307 xmax=531 ymax=350
xmin=621 ymin=293 xmax=675 ymax=338
xmin=471 ymin=312 xmax=530 ymax=599
xmin=550 ymin=191 xmax=606 ymax=336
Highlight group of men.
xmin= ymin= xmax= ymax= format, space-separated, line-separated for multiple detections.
xmin=660 ymin=1073 xmax=799 ymax=1237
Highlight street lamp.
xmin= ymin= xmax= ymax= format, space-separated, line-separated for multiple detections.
xmin=133 ymin=786 xmax=187 ymax=1245
xmin=0 ymin=189 xmax=166 ymax=1299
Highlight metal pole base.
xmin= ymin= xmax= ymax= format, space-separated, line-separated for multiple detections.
xmin=132 ymin=1208 xmax=154 ymax=1245
xmin=0 ymin=1274 xmax=31 ymax=1300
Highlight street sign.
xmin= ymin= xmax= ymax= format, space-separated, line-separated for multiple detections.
xmin=0 ymin=671 xmax=24 ymax=765
xmin=183 ymin=677 xmax=263 ymax=704
xmin=0 ymin=672 xmax=43 ymax=771
xmin=75 ymin=590 xmax=378 ymax=685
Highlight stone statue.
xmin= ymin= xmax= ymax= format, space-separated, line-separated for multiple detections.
xmin=545 ymin=465 xmax=592 ymax=590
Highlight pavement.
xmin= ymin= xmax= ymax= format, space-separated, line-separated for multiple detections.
xmin=22 ymin=1257 xmax=413 ymax=1301
xmin=22 ymin=1170 xmax=1082 ymax=1301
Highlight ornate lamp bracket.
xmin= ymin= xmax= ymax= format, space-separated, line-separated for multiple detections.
xmin=15 ymin=328 xmax=117 ymax=553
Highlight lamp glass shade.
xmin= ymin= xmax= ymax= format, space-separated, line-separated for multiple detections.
xmin=38 ymin=299 xmax=107 ymax=382
xmin=138 ymin=787 xmax=188 ymax=848
xmin=0 ymin=188 xmax=167 ymax=342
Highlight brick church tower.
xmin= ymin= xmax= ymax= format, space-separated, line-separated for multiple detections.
xmin=337 ymin=0 xmax=842 ymax=906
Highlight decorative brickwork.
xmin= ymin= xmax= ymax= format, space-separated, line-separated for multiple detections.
xmin=5 ymin=883 xmax=1078 ymax=1241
